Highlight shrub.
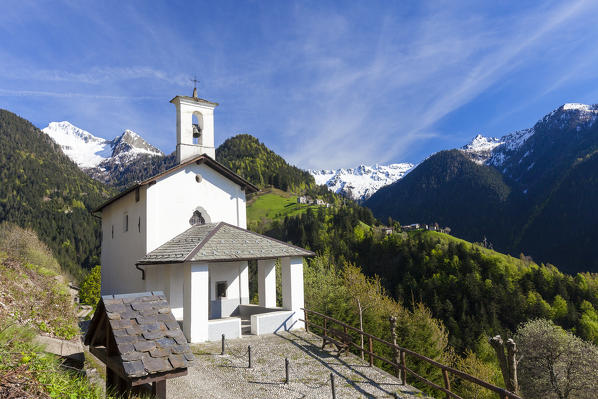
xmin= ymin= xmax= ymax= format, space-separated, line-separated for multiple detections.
xmin=80 ymin=265 xmax=101 ymax=307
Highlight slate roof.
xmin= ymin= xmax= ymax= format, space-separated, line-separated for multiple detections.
xmin=137 ymin=222 xmax=314 ymax=265
xmin=84 ymin=291 xmax=194 ymax=379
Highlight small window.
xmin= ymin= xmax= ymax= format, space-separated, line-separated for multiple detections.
xmin=135 ymin=187 xmax=140 ymax=202
xmin=123 ymin=213 xmax=129 ymax=232
xmin=138 ymin=216 xmax=141 ymax=233
xmin=111 ymin=225 xmax=114 ymax=239
xmin=216 ymin=281 xmax=227 ymax=298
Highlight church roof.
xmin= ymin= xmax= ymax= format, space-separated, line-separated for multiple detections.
xmin=84 ymin=291 xmax=193 ymax=383
xmin=93 ymin=154 xmax=258 ymax=212
xmin=137 ymin=222 xmax=314 ymax=265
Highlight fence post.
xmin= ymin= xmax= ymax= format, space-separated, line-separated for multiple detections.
xmin=400 ymin=350 xmax=407 ymax=385
xmin=285 ymin=358 xmax=289 ymax=384
xmin=221 ymin=334 xmax=225 ymax=355
xmin=324 ymin=317 xmax=328 ymax=336
xmin=368 ymin=336 xmax=373 ymax=366
xmin=442 ymin=369 xmax=451 ymax=399
xmin=304 ymin=309 xmax=309 ymax=333
xmin=389 ymin=316 xmax=400 ymax=377
xmin=248 ymin=345 xmax=252 ymax=368
xmin=330 ymin=373 xmax=336 ymax=399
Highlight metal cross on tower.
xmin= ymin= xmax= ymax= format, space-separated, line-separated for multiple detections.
xmin=190 ymin=76 xmax=199 ymax=98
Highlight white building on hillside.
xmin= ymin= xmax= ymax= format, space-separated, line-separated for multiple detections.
xmin=94 ymin=89 xmax=313 ymax=343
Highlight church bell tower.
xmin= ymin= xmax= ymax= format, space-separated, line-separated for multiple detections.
xmin=170 ymin=86 xmax=219 ymax=163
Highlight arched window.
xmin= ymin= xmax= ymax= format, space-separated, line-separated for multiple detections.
xmin=189 ymin=210 xmax=206 ymax=225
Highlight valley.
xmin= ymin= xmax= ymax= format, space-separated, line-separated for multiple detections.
xmin=2 ymin=102 xmax=598 ymax=397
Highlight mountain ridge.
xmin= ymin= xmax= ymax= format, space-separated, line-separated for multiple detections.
xmin=309 ymin=163 xmax=414 ymax=201
xmin=366 ymin=102 xmax=598 ymax=273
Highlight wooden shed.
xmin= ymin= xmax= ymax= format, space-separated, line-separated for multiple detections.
xmin=84 ymin=291 xmax=194 ymax=398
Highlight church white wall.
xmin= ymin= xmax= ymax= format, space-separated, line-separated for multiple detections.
xmin=169 ymin=264 xmax=185 ymax=320
xmin=100 ymin=187 xmax=147 ymax=295
xmin=209 ymin=261 xmax=247 ymax=319
xmin=142 ymin=263 xmax=185 ymax=319
xmin=146 ymin=162 xmax=246 ymax=252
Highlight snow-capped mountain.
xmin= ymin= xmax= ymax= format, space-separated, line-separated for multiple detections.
xmin=461 ymin=103 xmax=598 ymax=168
xmin=42 ymin=121 xmax=113 ymax=168
xmin=42 ymin=121 xmax=164 ymax=184
xmin=460 ymin=134 xmax=503 ymax=164
xmin=310 ymin=163 xmax=414 ymax=201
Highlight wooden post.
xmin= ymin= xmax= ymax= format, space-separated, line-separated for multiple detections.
xmin=442 ymin=369 xmax=451 ymax=399
xmin=152 ymin=380 xmax=166 ymax=399
xmin=400 ymin=350 xmax=407 ymax=385
xmin=389 ymin=316 xmax=400 ymax=378
xmin=490 ymin=335 xmax=520 ymax=395
xmin=368 ymin=336 xmax=373 ymax=366
xmin=304 ymin=309 xmax=310 ymax=333
xmin=221 ymin=334 xmax=225 ymax=355
xmin=324 ymin=317 xmax=328 ymax=336
xmin=285 ymin=358 xmax=290 ymax=384
xmin=506 ymin=339 xmax=519 ymax=395
xmin=343 ymin=325 xmax=348 ymax=356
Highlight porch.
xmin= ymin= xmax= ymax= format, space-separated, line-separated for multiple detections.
xmin=136 ymin=221 xmax=313 ymax=343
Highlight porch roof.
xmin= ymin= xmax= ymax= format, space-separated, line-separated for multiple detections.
xmin=137 ymin=222 xmax=314 ymax=265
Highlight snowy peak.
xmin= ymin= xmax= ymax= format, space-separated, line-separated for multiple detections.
xmin=42 ymin=121 xmax=111 ymax=168
xmin=461 ymin=134 xmax=504 ymax=164
xmin=111 ymin=129 xmax=163 ymax=159
xmin=42 ymin=121 xmax=163 ymax=172
xmin=561 ymin=103 xmax=597 ymax=112
xmin=310 ymin=163 xmax=414 ymax=201
xmin=540 ymin=103 xmax=598 ymax=130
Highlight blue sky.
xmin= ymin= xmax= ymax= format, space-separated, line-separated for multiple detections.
xmin=2 ymin=1 xmax=598 ymax=169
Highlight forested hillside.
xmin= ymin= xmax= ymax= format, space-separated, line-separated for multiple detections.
xmin=216 ymin=134 xmax=315 ymax=192
xmin=249 ymin=193 xmax=598 ymax=353
xmin=366 ymin=104 xmax=598 ymax=274
xmin=366 ymin=150 xmax=513 ymax=249
xmin=0 ymin=110 xmax=113 ymax=278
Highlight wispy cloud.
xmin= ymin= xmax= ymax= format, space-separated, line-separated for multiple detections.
xmin=274 ymin=0 xmax=597 ymax=168
xmin=3 ymin=1 xmax=598 ymax=169
xmin=1 ymin=66 xmax=188 ymax=86
xmin=0 ymin=88 xmax=160 ymax=100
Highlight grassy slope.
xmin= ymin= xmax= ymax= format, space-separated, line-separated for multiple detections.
xmin=246 ymin=188 xmax=320 ymax=232
xmin=0 ymin=223 xmax=110 ymax=398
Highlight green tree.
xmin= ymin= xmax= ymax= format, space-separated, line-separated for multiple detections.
xmin=79 ymin=265 xmax=101 ymax=307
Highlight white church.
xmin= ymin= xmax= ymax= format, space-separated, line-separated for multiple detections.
xmin=94 ymin=89 xmax=313 ymax=343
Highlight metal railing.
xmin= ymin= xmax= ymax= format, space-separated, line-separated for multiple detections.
xmin=301 ymin=308 xmax=522 ymax=399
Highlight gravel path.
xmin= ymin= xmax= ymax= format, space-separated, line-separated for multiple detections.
xmin=168 ymin=330 xmax=424 ymax=398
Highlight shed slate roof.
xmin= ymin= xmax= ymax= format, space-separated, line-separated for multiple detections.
xmin=137 ymin=222 xmax=314 ymax=265
xmin=84 ymin=291 xmax=194 ymax=379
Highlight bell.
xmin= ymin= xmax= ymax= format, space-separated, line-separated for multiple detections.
xmin=192 ymin=123 xmax=201 ymax=138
